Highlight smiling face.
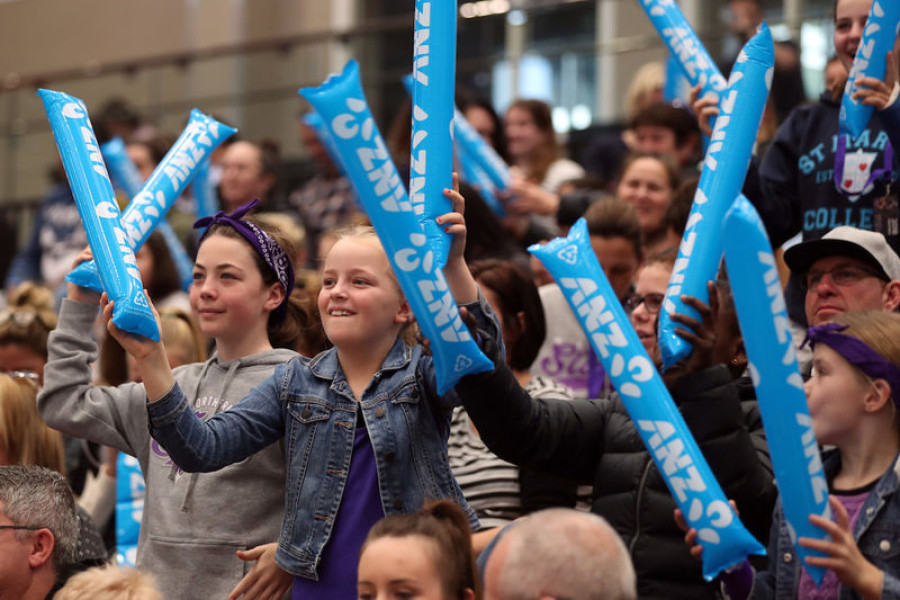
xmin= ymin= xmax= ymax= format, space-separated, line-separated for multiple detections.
xmin=318 ymin=236 xmax=409 ymax=352
xmin=630 ymin=262 xmax=672 ymax=366
xmin=189 ymin=234 xmax=282 ymax=354
xmin=358 ymin=535 xmax=449 ymax=600
xmin=504 ymin=106 xmax=547 ymax=163
xmin=616 ymin=157 xmax=673 ymax=237
xmin=833 ymin=0 xmax=871 ymax=71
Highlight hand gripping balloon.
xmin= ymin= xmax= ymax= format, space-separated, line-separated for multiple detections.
xmin=840 ymin=0 xmax=900 ymax=139
xmin=69 ymin=110 xmax=236 ymax=292
xmin=637 ymin=0 xmax=728 ymax=104
xmin=723 ymin=196 xmax=830 ymax=584
xmin=409 ymin=0 xmax=457 ymax=268
xmin=100 ymin=137 xmax=195 ymax=292
xmin=38 ymin=89 xmax=159 ymax=341
xmin=658 ymin=24 xmax=774 ymax=371
xmin=300 ymin=60 xmax=493 ymax=394
xmin=530 ymin=218 xmax=764 ymax=580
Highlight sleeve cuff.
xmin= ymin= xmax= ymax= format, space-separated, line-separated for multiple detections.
xmin=146 ymin=383 xmax=188 ymax=426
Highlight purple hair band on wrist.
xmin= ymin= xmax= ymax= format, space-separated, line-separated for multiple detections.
xmin=803 ymin=322 xmax=900 ymax=408
xmin=193 ymin=199 xmax=295 ymax=323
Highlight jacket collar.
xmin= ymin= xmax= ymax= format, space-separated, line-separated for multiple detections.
xmin=306 ymin=337 xmax=412 ymax=382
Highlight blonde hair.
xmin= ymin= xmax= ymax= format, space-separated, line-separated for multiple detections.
xmin=159 ymin=308 xmax=207 ymax=368
xmin=625 ymin=61 xmax=665 ymax=121
xmin=831 ymin=312 xmax=900 ymax=369
xmin=0 ymin=374 xmax=65 ymax=474
xmin=54 ymin=565 xmax=163 ymax=600
xmin=0 ymin=282 xmax=57 ymax=359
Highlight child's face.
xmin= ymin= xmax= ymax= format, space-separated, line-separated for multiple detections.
xmin=357 ymin=535 xmax=448 ymax=600
xmin=833 ymin=0 xmax=870 ymax=71
xmin=318 ymin=237 xmax=408 ymax=350
xmin=589 ymin=235 xmax=640 ymax=302
xmin=189 ymin=234 xmax=282 ymax=344
xmin=804 ymin=344 xmax=873 ymax=446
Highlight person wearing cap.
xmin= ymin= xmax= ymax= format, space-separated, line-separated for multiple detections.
xmin=784 ymin=226 xmax=900 ymax=327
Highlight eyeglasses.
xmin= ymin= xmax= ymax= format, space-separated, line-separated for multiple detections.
xmin=0 ymin=525 xmax=42 ymax=532
xmin=802 ymin=265 xmax=886 ymax=290
xmin=625 ymin=292 xmax=665 ymax=314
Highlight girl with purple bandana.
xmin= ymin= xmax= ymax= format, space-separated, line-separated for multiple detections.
xmin=39 ymin=200 xmax=310 ymax=600
xmin=105 ymin=186 xmax=500 ymax=598
xmin=683 ymin=311 xmax=900 ymax=599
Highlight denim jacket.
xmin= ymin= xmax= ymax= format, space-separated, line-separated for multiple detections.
xmin=146 ymin=299 xmax=498 ymax=579
xmin=747 ymin=450 xmax=900 ymax=600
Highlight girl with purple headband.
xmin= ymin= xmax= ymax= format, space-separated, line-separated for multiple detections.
xmin=683 ymin=310 xmax=900 ymax=599
xmin=39 ymin=200 xmax=314 ymax=600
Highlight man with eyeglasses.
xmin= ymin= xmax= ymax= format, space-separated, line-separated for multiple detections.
xmin=0 ymin=465 xmax=79 ymax=600
xmin=783 ymin=226 xmax=900 ymax=327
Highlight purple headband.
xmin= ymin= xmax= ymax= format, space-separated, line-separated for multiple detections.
xmin=194 ymin=199 xmax=295 ymax=323
xmin=803 ymin=322 xmax=900 ymax=408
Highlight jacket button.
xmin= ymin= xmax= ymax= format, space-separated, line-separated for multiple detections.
xmin=867 ymin=507 xmax=875 ymax=516
xmin=881 ymin=540 xmax=892 ymax=553
xmin=393 ymin=498 xmax=404 ymax=511
xmin=301 ymin=406 xmax=311 ymax=419
xmin=375 ymin=407 xmax=386 ymax=418
xmin=783 ymin=553 xmax=792 ymax=563
xmin=385 ymin=451 xmax=396 ymax=462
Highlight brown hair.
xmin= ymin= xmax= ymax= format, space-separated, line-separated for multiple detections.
xmin=362 ymin=500 xmax=481 ymax=600
xmin=0 ymin=374 xmax=65 ymax=474
xmin=618 ymin=152 xmax=681 ymax=195
xmin=630 ymin=102 xmax=701 ymax=149
xmin=583 ymin=197 xmax=644 ymax=260
xmin=469 ymin=259 xmax=545 ymax=371
xmin=0 ymin=282 xmax=57 ymax=360
xmin=202 ymin=217 xmax=308 ymax=350
xmin=141 ymin=231 xmax=182 ymax=303
xmin=507 ymin=99 xmax=560 ymax=183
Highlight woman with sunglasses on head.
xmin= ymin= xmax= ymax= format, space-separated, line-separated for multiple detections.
xmin=455 ymin=259 xmax=775 ymax=599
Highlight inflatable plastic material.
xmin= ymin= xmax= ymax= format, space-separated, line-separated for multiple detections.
xmin=658 ymin=24 xmax=774 ymax=371
xmin=300 ymin=60 xmax=493 ymax=394
xmin=722 ymin=195 xmax=830 ymax=584
xmin=115 ymin=453 xmax=144 ymax=567
xmin=100 ymin=137 xmax=196 ymax=292
xmin=453 ymin=106 xmax=511 ymax=192
xmin=638 ymin=0 xmax=728 ymax=104
xmin=302 ymin=111 xmax=348 ymax=176
xmin=530 ymin=218 xmax=765 ymax=580
xmin=409 ymin=0 xmax=457 ymax=267
xmin=457 ymin=142 xmax=507 ymax=216
xmin=192 ymin=158 xmax=220 ymax=221
xmin=664 ymin=54 xmax=691 ymax=104
xmin=70 ymin=110 xmax=235 ymax=293
xmin=39 ymin=89 xmax=159 ymax=341
xmin=840 ymin=0 xmax=900 ymax=139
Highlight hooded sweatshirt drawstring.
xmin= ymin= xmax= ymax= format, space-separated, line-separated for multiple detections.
xmin=180 ymin=357 xmax=241 ymax=512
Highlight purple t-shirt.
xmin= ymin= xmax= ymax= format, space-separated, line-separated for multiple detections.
xmin=797 ymin=487 xmax=872 ymax=600
xmin=292 ymin=426 xmax=384 ymax=599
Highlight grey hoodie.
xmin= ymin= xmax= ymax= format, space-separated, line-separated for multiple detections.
xmin=39 ymin=298 xmax=296 ymax=600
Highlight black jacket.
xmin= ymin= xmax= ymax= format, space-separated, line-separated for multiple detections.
xmin=458 ymin=338 xmax=776 ymax=600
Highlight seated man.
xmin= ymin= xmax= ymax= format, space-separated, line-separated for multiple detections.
xmin=483 ymin=508 xmax=637 ymax=600
xmin=0 ymin=465 xmax=79 ymax=600
xmin=783 ymin=226 xmax=900 ymax=327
